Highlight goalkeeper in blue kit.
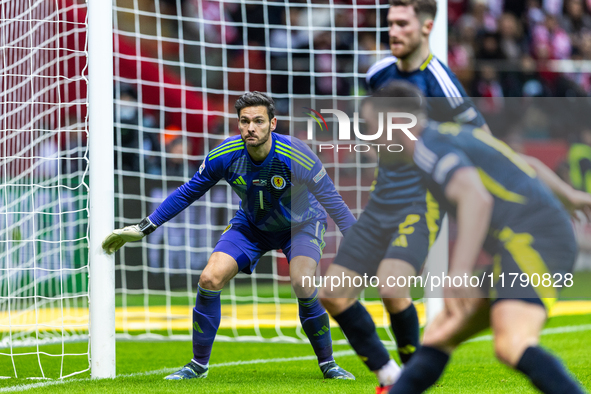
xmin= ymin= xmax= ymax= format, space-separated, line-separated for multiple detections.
xmin=102 ymin=92 xmax=356 ymax=380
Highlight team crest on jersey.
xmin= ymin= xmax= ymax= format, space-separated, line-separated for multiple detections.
xmin=199 ymin=162 xmax=206 ymax=174
xmin=271 ymin=175 xmax=286 ymax=190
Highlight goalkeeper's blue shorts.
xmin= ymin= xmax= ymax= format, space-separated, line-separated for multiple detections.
xmin=333 ymin=198 xmax=442 ymax=276
xmin=212 ymin=213 xmax=327 ymax=275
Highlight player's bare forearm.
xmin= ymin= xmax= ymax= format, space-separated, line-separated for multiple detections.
xmin=521 ymin=155 xmax=571 ymax=202
xmin=444 ymin=168 xmax=493 ymax=274
xmin=521 ymin=154 xmax=591 ymax=218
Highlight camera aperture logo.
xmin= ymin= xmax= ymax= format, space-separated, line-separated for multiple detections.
xmin=304 ymin=108 xmax=328 ymax=132
xmin=304 ymin=108 xmax=418 ymax=153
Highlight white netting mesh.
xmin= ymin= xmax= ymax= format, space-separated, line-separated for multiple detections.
xmin=0 ymin=0 xmax=89 ymax=379
xmin=112 ymin=0 xmax=397 ymax=344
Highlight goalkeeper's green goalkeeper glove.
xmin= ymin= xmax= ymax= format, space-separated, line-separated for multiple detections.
xmin=102 ymin=217 xmax=157 ymax=254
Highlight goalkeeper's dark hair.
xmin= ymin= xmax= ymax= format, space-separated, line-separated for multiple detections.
xmin=389 ymin=0 xmax=437 ymax=19
xmin=368 ymin=81 xmax=426 ymax=117
xmin=235 ymin=91 xmax=276 ymax=120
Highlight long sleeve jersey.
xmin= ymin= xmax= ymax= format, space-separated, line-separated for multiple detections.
xmin=149 ymin=133 xmax=356 ymax=233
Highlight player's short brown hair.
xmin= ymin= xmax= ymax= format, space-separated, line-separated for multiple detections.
xmin=389 ymin=0 xmax=437 ymax=19
xmin=235 ymin=91 xmax=275 ymax=120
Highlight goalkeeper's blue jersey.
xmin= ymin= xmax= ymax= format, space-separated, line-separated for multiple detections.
xmin=366 ymin=54 xmax=486 ymax=206
xmin=148 ymin=133 xmax=355 ymax=233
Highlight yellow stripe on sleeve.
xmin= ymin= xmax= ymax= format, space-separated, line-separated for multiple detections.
xmin=276 ymin=141 xmax=315 ymax=166
xmin=209 ymin=140 xmax=244 ymax=156
xmin=276 ymin=146 xmax=313 ymax=170
xmin=209 ymin=146 xmax=244 ymax=160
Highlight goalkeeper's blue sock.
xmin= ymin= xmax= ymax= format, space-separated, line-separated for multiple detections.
xmin=332 ymin=301 xmax=390 ymax=371
xmin=389 ymin=345 xmax=449 ymax=394
xmin=298 ymin=289 xmax=334 ymax=364
xmin=192 ymin=284 xmax=221 ymax=366
xmin=389 ymin=303 xmax=420 ymax=364
xmin=516 ymin=346 xmax=584 ymax=394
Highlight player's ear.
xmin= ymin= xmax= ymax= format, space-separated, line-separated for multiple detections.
xmin=270 ymin=117 xmax=277 ymax=132
xmin=422 ymin=18 xmax=434 ymax=36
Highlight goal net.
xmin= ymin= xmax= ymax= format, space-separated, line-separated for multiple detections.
xmin=0 ymin=0 xmax=90 ymax=379
xmin=111 ymin=0 xmax=401 ymax=345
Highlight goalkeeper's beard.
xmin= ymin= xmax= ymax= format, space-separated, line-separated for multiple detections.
xmin=242 ymin=126 xmax=271 ymax=148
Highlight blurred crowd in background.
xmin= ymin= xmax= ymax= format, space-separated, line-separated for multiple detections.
xmin=449 ymin=0 xmax=591 ymax=96
xmin=117 ymin=0 xmax=591 ymax=96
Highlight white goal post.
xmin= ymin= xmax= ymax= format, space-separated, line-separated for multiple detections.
xmin=424 ymin=0 xmax=449 ymax=323
xmin=88 ymin=0 xmax=115 ymax=379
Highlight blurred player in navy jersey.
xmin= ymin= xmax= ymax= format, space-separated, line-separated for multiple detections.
xmin=320 ymin=0 xmax=490 ymax=390
xmin=371 ymin=82 xmax=589 ymax=394
xmin=102 ymin=92 xmax=356 ymax=381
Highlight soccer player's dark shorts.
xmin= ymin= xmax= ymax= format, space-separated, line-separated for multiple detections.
xmin=486 ymin=206 xmax=578 ymax=310
xmin=212 ymin=213 xmax=326 ymax=274
xmin=333 ymin=196 xmax=442 ymax=277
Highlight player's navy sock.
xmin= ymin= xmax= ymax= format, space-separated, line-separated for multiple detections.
xmin=332 ymin=301 xmax=390 ymax=371
xmin=192 ymin=284 xmax=222 ymax=366
xmin=389 ymin=345 xmax=449 ymax=394
xmin=516 ymin=346 xmax=584 ymax=394
xmin=389 ymin=303 xmax=420 ymax=364
xmin=299 ymin=289 xmax=334 ymax=364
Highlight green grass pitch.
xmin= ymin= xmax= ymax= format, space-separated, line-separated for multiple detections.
xmin=1 ymin=314 xmax=590 ymax=393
